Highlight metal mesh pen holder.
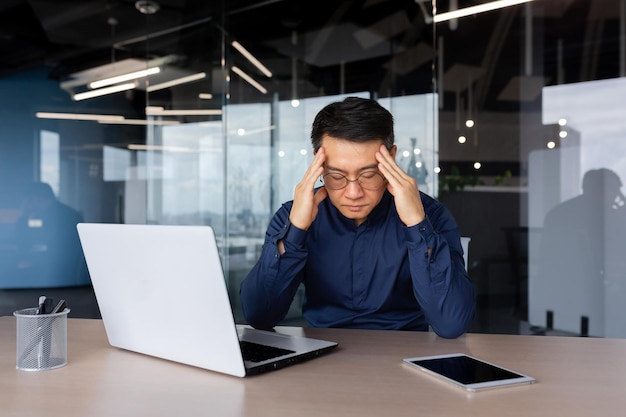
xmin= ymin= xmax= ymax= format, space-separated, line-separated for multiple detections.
xmin=14 ymin=307 xmax=70 ymax=371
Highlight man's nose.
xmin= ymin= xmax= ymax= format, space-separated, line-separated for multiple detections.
xmin=344 ymin=180 xmax=364 ymax=198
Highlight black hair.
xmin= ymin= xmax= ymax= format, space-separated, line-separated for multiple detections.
xmin=310 ymin=97 xmax=394 ymax=152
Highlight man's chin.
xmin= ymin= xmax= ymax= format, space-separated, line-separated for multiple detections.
xmin=338 ymin=208 xmax=369 ymax=225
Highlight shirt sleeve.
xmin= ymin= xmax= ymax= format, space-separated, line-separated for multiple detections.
xmin=404 ymin=200 xmax=476 ymax=338
xmin=239 ymin=202 xmax=308 ymax=329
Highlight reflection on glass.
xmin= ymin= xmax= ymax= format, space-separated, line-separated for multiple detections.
xmin=529 ymin=79 xmax=626 ymax=337
xmin=533 ymin=169 xmax=626 ymax=337
xmin=39 ymin=130 xmax=60 ymax=195
xmin=10 ymin=182 xmax=88 ymax=288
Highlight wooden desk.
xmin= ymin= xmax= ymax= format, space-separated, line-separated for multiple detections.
xmin=1 ymin=317 xmax=626 ymax=417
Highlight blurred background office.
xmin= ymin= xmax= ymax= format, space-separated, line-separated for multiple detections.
xmin=1 ymin=0 xmax=625 ymax=337
xmin=12 ymin=181 xmax=87 ymax=286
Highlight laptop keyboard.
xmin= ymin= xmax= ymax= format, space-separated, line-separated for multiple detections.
xmin=240 ymin=341 xmax=295 ymax=363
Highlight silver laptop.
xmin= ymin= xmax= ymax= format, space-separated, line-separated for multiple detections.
xmin=76 ymin=223 xmax=337 ymax=377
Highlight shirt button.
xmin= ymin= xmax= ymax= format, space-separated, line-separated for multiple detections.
xmin=419 ymin=226 xmax=426 ymax=232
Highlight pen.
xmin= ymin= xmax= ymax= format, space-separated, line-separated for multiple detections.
xmin=44 ymin=298 xmax=54 ymax=315
xmin=41 ymin=298 xmax=56 ymax=367
xmin=38 ymin=296 xmax=46 ymax=315
xmin=21 ymin=298 xmax=46 ymax=362
xmin=51 ymin=299 xmax=67 ymax=314
xmin=38 ymin=333 xmax=45 ymax=368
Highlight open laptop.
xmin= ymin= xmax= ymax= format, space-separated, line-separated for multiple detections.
xmin=76 ymin=223 xmax=337 ymax=377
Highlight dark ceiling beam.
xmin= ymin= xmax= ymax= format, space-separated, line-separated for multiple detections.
xmin=31 ymin=0 xmax=115 ymax=33
xmin=580 ymin=19 xmax=604 ymax=82
xmin=473 ymin=7 xmax=517 ymax=112
xmin=378 ymin=10 xmax=429 ymax=95
xmin=0 ymin=0 xmax=25 ymax=12
xmin=305 ymin=0 xmax=355 ymax=66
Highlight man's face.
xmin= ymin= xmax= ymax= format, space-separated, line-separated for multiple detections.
xmin=319 ymin=135 xmax=395 ymax=226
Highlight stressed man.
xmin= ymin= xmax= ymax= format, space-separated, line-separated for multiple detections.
xmin=240 ymin=97 xmax=475 ymax=338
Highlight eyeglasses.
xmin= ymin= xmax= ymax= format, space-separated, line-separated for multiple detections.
xmin=321 ymin=171 xmax=386 ymax=191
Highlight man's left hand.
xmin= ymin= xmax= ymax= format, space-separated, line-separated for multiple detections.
xmin=376 ymin=144 xmax=426 ymax=227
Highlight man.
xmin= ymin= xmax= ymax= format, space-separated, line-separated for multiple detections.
xmin=240 ymin=97 xmax=475 ymax=338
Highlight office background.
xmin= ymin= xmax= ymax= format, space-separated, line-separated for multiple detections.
xmin=0 ymin=0 xmax=625 ymax=338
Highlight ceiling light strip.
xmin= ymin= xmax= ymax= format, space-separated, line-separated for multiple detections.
xmin=73 ymin=83 xmax=136 ymax=101
xmin=146 ymin=72 xmax=207 ymax=92
xmin=146 ymin=109 xmax=223 ymax=116
xmin=35 ymin=112 xmax=125 ymax=122
xmin=433 ymin=0 xmax=534 ymax=23
xmin=98 ymin=119 xmax=181 ymax=125
xmin=231 ymin=66 xmax=268 ymax=94
xmin=232 ymin=41 xmax=273 ymax=78
xmin=89 ymin=67 xmax=161 ymax=89
xmin=127 ymin=144 xmax=191 ymax=152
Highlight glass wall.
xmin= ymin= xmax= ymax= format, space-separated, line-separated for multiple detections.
xmin=434 ymin=0 xmax=626 ymax=337
xmin=0 ymin=0 xmax=624 ymax=337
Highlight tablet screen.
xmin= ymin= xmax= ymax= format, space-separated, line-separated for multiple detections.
xmin=403 ymin=354 xmax=536 ymax=391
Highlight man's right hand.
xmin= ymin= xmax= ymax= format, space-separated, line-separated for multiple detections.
xmin=289 ymin=147 xmax=328 ymax=230
xmin=278 ymin=148 xmax=328 ymax=255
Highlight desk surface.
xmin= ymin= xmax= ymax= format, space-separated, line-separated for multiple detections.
xmin=2 ymin=317 xmax=626 ymax=417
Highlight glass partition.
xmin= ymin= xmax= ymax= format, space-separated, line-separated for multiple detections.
xmin=1 ymin=0 xmax=624 ymax=337
xmin=435 ymin=0 xmax=626 ymax=337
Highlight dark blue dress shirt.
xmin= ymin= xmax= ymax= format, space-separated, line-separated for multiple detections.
xmin=240 ymin=190 xmax=475 ymax=338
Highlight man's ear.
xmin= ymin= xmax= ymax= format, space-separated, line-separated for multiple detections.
xmin=389 ymin=145 xmax=398 ymax=158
